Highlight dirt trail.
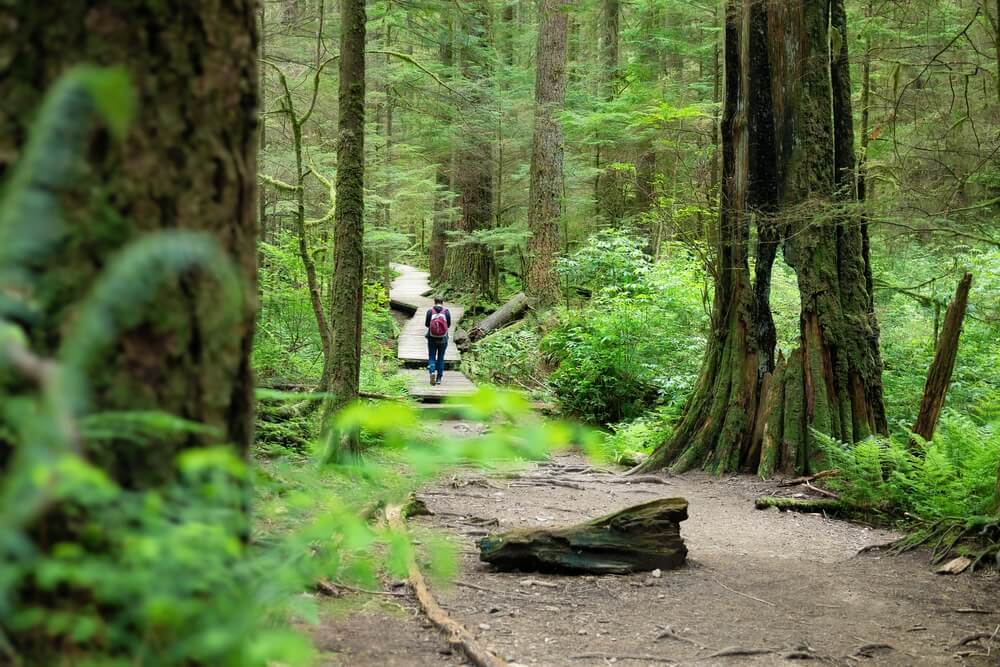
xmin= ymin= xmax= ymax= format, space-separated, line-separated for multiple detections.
xmin=313 ymin=443 xmax=1000 ymax=666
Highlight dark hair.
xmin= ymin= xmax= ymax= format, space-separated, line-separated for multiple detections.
xmin=434 ymin=297 xmax=444 ymax=305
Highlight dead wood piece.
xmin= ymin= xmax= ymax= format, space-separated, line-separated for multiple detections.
xmin=713 ymin=579 xmax=775 ymax=607
xmin=957 ymin=632 xmax=995 ymax=646
xmin=803 ymin=481 xmax=840 ymax=499
xmin=777 ymin=469 xmax=839 ymax=487
xmin=570 ymin=653 xmax=677 ymax=663
xmin=656 ymin=626 xmax=706 ymax=650
xmin=912 ymin=273 xmax=973 ymax=443
xmin=315 ymin=578 xmax=406 ymax=598
xmin=386 ymin=504 xmax=508 ymax=667
xmin=955 ymin=608 xmax=995 ymax=615
xmin=754 ymin=496 xmax=847 ymax=514
xmin=707 ymin=647 xmax=774 ymax=658
xmin=469 ymin=293 xmax=530 ymax=341
xmin=479 ymin=498 xmax=688 ymax=574
xmin=508 ymin=479 xmax=586 ymax=490
xmin=854 ymin=643 xmax=894 ymax=657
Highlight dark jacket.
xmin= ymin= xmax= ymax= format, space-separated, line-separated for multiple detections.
xmin=425 ymin=305 xmax=451 ymax=338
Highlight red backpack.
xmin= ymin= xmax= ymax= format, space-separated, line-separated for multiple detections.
xmin=429 ymin=307 xmax=449 ymax=337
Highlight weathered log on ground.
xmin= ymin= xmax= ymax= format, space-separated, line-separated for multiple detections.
xmin=469 ymin=292 xmax=530 ymax=341
xmin=754 ymin=496 xmax=847 ymax=514
xmin=478 ymin=498 xmax=688 ymax=574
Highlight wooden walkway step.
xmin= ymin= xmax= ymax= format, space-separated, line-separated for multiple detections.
xmin=400 ymin=369 xmax=477 ymax=403
xmin=390 ymin=264 xmax=476 ymax=402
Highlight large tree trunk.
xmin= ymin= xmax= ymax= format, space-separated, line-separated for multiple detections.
xmin=328 ymin=0 xmax=367 ymax=424
xmin=443 ymin=4 xmax=497 ymax=301
xmin=0 ymin=2 xmax=258 ymax=485
xmin=525 ymin=0 xmax=569 ymax=305
xmin=429 ymin=18 xmax=454 ymax=284
xmin=912 ymin=273 xmax=973 ymax=443
xmin=638 ymin=0 xmax=886 ymax=476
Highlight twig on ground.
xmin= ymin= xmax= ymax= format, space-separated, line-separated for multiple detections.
xmin=455 ymin=580 xmax=506 ymax=595
xmin=804 ymin=481 xmax=840 ymax=499
xmin=955 ymin=608 xmax=995 ymax=614
xmin=385 ymin=504 xmax=508 ymax=667
xmin=712 ymin=579 xmax=776 ymax=607
xmin=570 ymin=653 xmax=677 ymax=663
xmin=656 ymin=625 xmax=706 ymax=650
xmin=316 ymin=578 xmax=407 ymax=597
xmin=854 ymin=643 xmax=894 ymax=657
xmin=707 ymin=647 xmax=774 ymax=658
xmin=509 ymin=480 xmax=586 ymax=490
xmin=778 ymin=470 xmax=839 ymax=487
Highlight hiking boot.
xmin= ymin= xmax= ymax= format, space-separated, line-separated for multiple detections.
xmin=437 ymin=375 xmax=444 ymax=385
xmin=429 ymin=374 xmax=437 ymax=386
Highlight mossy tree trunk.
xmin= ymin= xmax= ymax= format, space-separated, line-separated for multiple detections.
xmin=443 ymin=3 xmax=498 ymax=301
xmin=525 ymin=0 xmax=569 ymax=306
xmin=638 ymin=0 xmax=886 ymax=476
xmin=0 ymin=1 xmax=258 ymax=485
xmin=327 ymin=0 xmax=366 ymax=427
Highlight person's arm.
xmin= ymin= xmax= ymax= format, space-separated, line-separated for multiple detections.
xmin=425 ymin=309 xmax=432 ymax=327
xmin=446 ymin=309 xmax=451 ymax=326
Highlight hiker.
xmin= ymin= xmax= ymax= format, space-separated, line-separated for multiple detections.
xmin=425 ymin=297 xmax=451 ymax=386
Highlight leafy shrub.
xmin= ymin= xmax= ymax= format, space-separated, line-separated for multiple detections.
xmin=462 ymin=321 xmax=546 ymax=391
xmin=543 ymin=232 xmax=707 ymax=424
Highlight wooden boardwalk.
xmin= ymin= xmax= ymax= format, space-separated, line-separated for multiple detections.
xmin=390 ymin=264 xmax=475 ymax=402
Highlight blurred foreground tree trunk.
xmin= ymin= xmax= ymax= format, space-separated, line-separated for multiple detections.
xmin=525 ymin=0 xmax=569 ymax=306
xmin=0 ymin=1 xmax=258 ymax=483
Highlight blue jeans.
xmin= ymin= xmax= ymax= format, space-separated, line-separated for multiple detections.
xmin=427 ymin=336 xmax=448 ymax=379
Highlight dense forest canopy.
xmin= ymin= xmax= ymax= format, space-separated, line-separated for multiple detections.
xmin=0 ymin=0 xmax=998 ymax=663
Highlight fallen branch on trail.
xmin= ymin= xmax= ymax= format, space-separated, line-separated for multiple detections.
xmin=479 ymin=498 xmax=688 ymax=574
xmin=777 ymin=469 xmax=839 ymax=487
xmin=385 ymin=503 xmax=508 ymax=667
xmin=469 ymin=293 xmax=530 ymax=341
xmin=570 ymin=653 xmax=676 ymax=663
xmin=754 ymin=496 xmax=848 ymax=514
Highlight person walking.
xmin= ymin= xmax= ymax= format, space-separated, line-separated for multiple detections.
xmin=425 ymin=297 xmax=451 ymax=385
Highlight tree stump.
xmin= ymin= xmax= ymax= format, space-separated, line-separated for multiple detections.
xmin=478 ymin=498 xmax=688 ymax=574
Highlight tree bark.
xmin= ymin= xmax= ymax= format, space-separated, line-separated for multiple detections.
xmin=525 ymin=0 xmax=569 ymax=306
xmin=328 ymin=0 xmax=366 ymax=425
xmin=912 ymin=273 xmax=973 ymax=443
xmin=638 ymin=0 xmax=886 ymax=476
xmin=0 ymin=1 xmax=258 ymax=485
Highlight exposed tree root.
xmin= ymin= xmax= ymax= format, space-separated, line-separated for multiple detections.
xmin=385 ymin=503 xmax=508 ymax=667
xmin=884 ymin=516 xmax=1000 ymax=571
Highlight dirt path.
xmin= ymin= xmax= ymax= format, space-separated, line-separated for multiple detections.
xmin=312 ymin=440 xmax=1000 ymax=666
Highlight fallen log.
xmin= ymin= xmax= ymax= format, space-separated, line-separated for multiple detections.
xmin=754 ymin=496 xmax=847 ymax=514
xmin=478 ymin=497 xmax=688 ymax=574
xmin=469 ymin=292 xmax=530 ymax=341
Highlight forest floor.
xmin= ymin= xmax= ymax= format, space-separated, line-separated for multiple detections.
xmin=309 ymin=423 xmax=1000 ymax=667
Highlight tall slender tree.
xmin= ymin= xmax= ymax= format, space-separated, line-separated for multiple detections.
xmin=525 ymin=0 xmax=570 ymax=305
xmin=328 ymin=0 xmax=367 ymax=424
xmin=443 ymin=1 xmax=498 ymax=301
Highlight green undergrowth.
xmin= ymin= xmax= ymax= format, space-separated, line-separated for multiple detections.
xmin=814 ymin=408 xmax=1000 ymax=568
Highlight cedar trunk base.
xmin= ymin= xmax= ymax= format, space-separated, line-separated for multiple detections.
xmin=478 ymin=498 xmax=688 ymax=574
